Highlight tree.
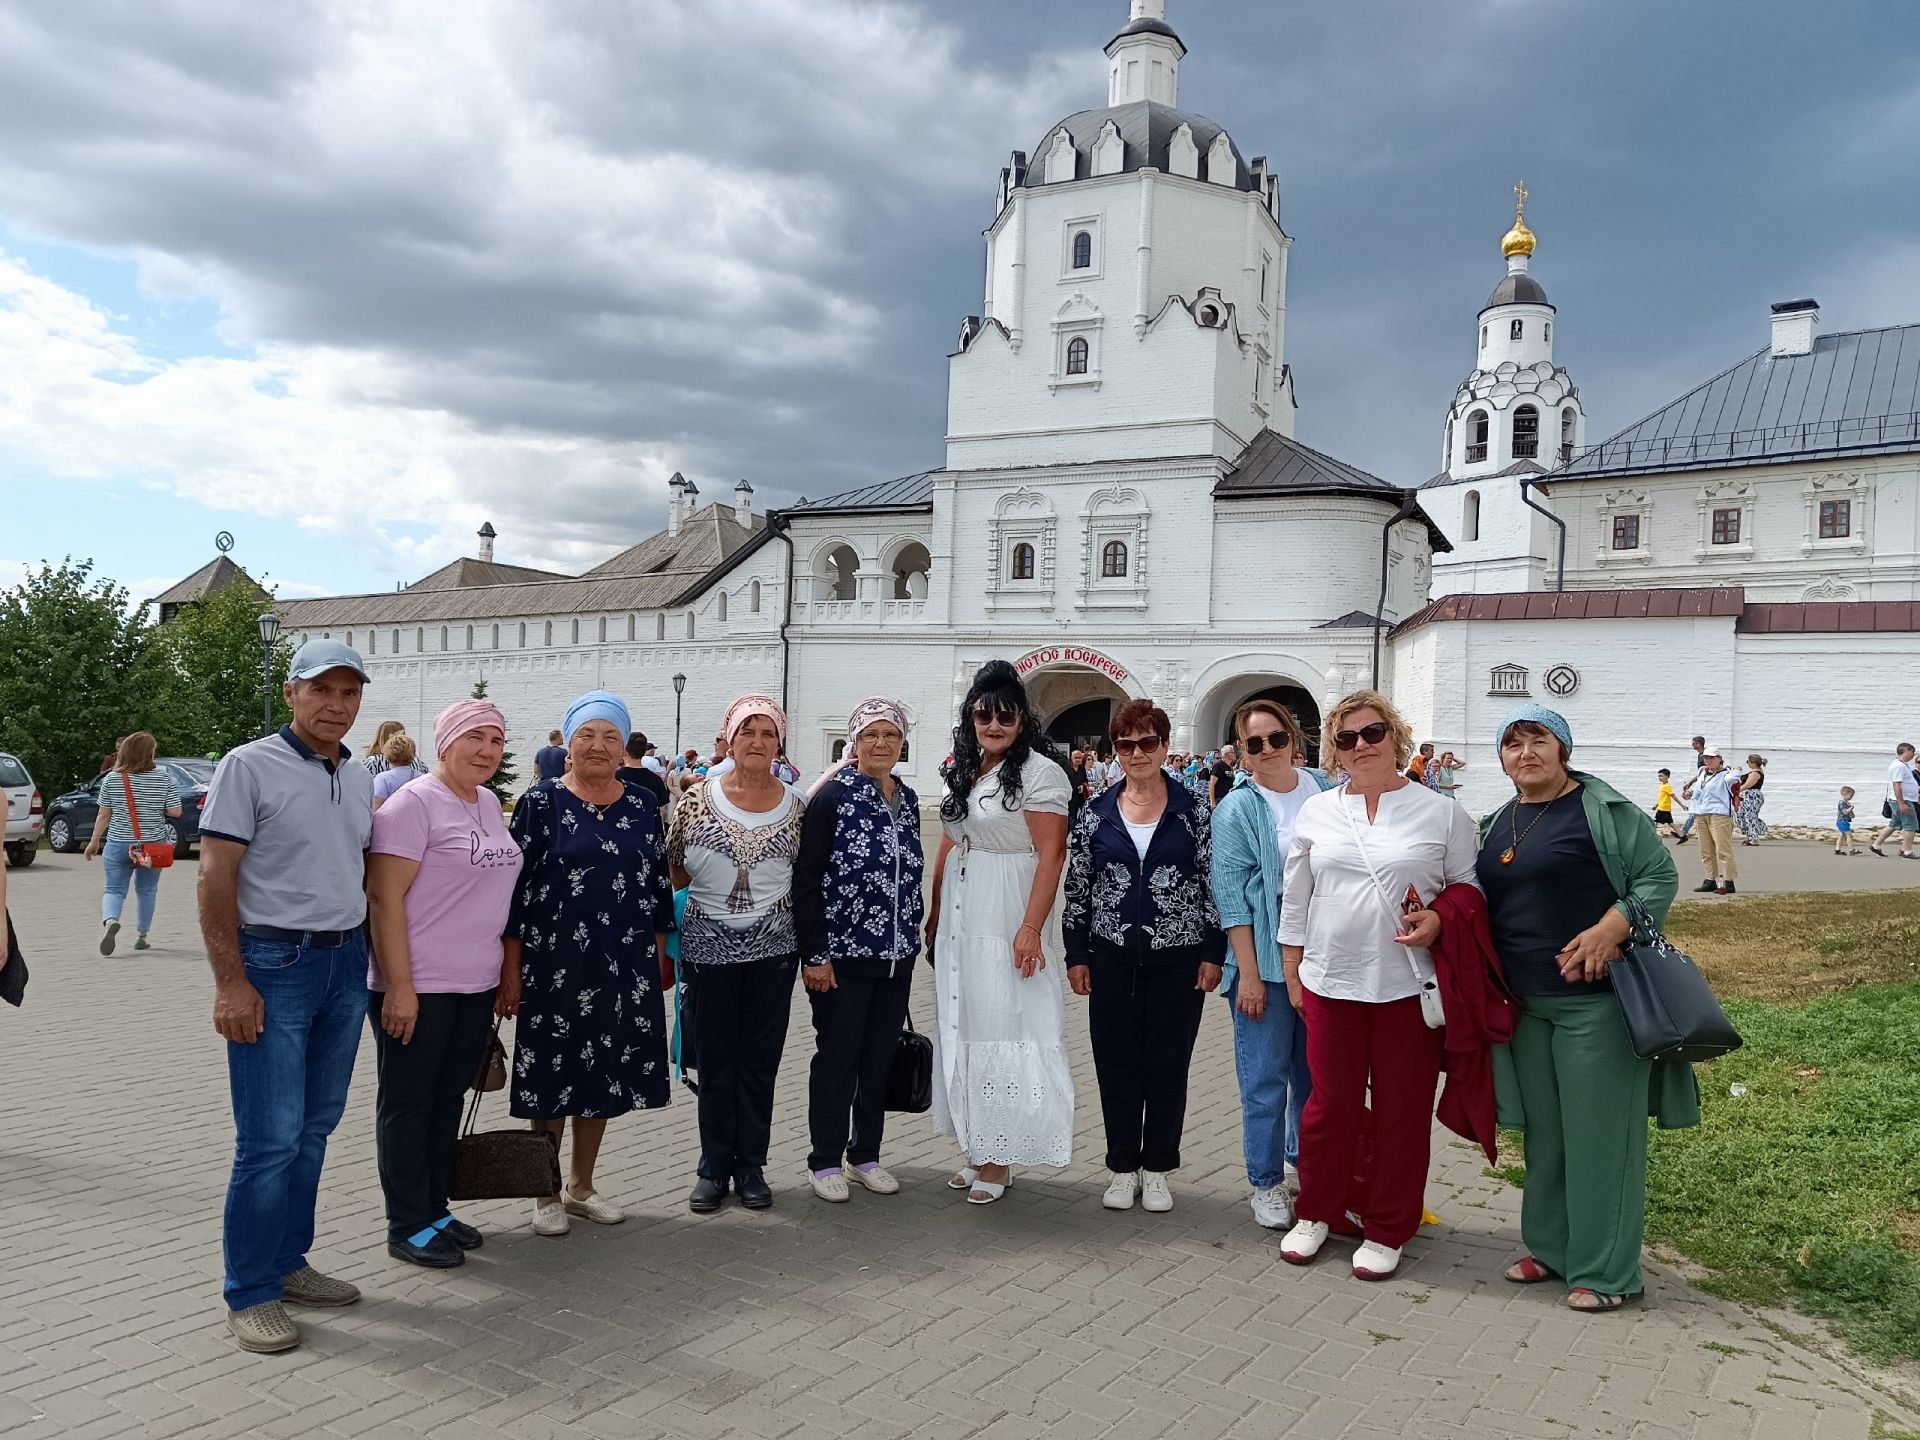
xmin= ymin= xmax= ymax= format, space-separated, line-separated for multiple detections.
xmin=472 ymin=678 xmax=519 ymax=803
xmin=143 ymin=581 xmax=291 ymax=759
xmin=0 ymin=560 xmax=149 ymax=794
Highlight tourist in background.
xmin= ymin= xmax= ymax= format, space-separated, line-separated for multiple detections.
xmin=1477 ymin=703 xmax=1689 ymax=1313
xmin=1652 ymin=769 xmax=1678 ymax=838
xmin=1408 ymin=741 xmax=1436 ymax=787
xmin=84 ymin=731 xmax=182 ymax=955
xmin=1431 ymin=751 xmax=1464 ymax=798
xmin=617 ymin=731 xmax=672 ymax=811
xmin=1207 ymin=744 xmax=1239 ymax=807
xmin=1735 ymin=753 xmax=1769 ymax=844
xmin=365 ymin=698 xmax=522 ymax=1268
xmin=1673 ymin=736 xmax=1708 ymax=843
xmin=1688 ymin=748 xmax=1740 ymax=894
xmin=363 ymin=721 xmax=405 ymax=776
xmin=506 ymin=690 xmax=672 ymax=1236
xmin=792 ymin=698 xmax=923 ymax=1203
xmin=532 ymin=729 xmax=568 ymax=782
xmin=928 ymin=660 xmax=1074 ymax=1205
xmin=1209 ymin=699 xmax=1333 ymax=1230
xmin=197 ymin=639 xmax=374 ymax=1353
xmin=1277 ymin=690 xmax=1479 ymax=1281
xmin=1835 ymin=786 xmax=1857 ymax=855
xmin=669 ymin=695 xmax=808 ymax=1214
xmin=1064 ymin=699 xmax=1222 ymax=1214
xmin=1870 ymin=743 xmax=1917 ymax=859
xmin=370 ymin=733 xmax=423 ymax=809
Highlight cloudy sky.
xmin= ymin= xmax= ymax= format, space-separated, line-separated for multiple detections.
xmin=3 ymin=0 xmax=1916 ymax=602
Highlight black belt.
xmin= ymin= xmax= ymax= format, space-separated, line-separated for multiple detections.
xmin=239 ymin=924 xmax=360 ymax=949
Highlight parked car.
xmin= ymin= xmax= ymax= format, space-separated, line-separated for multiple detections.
xmin=2 ymin=751 xmax=43 ymax=868
xmin=44 ymin=758 xmax=212 ymax=858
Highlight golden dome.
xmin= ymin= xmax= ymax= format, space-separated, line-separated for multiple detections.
xmin=1500 ymin=181 xmax=1536 ymax=258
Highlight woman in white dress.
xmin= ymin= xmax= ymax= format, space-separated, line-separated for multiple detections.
xmin=926 ymin=660 xmax=1074 ymax=1203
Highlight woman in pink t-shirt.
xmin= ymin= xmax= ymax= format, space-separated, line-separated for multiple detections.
xmin=366 ymin=699 xmax=524 ymax=1269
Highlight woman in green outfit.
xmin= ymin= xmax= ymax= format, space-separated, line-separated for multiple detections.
xmin=1476 ymin=703 xmax=1692 ymax=1313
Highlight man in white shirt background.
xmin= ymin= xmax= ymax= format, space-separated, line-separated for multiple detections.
xmin=1871 ymin=742 xmax=1918 ymax=859
xmin=1687 ymin=748 xmax=1741 ymax=896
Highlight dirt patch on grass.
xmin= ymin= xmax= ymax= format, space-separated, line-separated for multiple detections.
xmin=1666 ymin=890 xmax=1920 ymax=1003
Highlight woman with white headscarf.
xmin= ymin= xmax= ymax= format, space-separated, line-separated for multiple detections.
xmin=505 ymin=689 xmax=673 ymax=1238
xmin=792 ymin=699 xmax=924 ymax=1202
xmin=668 ymin=694 xmax=809 ymax=1215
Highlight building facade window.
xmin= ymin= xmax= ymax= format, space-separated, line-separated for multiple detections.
xmin=366 ymin=630 xmax=376 ymax=655
xmin=656 ymin=614 xmax=666 ymax=640
xmin=598 ymin=617 xmax=607 ymax=643
xmin=1560 ymin=407 xmax=1577 ymax=464
xmin=439 ymin=625 xmax=448 ymax=650
xmin=466 ymin=625 xmax=475 ymax=649
xmin=1011 ymin=542 xmax=1036 ymax=580
xmin=1462 ymin=490 xmax=1481 ymax=543
xmin=1066 ymin=337 xmax=1089 ymax=375
xmin=491 ymin=624 xmax=500 ymax=648
xmin=1819 ymin=498 xmax=1851 ymax=539
xmin=517 ymin=622 xmax=526 ymax=647
xmin=1100 ymin=539 xmax=1128 ymax=578
xmin=686 ymin=612 xmax=695 ymax=639
xmin=750 ymin=579 xmax=762 ymax=613
xmin=1509 ymin=318 xmax=1523 ymax=341
xmin=1711 ymin=507 xmax=1741 ymax=545
xmin=627 ymin=614 xmax=636 ymax=641
xmin=717 ymin=591 xmax=728 ymax=622
xmin=1512 ymin=403 xmax=1539 ymax=459
xmin=1480 ymin=324 xmax=1487 ymax=347
xmin=1611 ymin=514 xmax=1641 ymax=551
xmin=570 ymin=618 xmax=580 ymax=645
xmin=1071 ymin=230 xmax=1092 ymax=269
xmin=1466 ymin=410 xmax=1489 ymax=464
xmin=1543 ymin=322 xmax=1551 ymax=343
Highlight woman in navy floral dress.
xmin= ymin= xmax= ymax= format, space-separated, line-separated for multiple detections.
xmin=504 ymin=691 xmax=672 ymax=1238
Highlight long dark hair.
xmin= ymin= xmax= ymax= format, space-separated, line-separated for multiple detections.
xmin=941 ymin=660 xmax=1060 ymax=822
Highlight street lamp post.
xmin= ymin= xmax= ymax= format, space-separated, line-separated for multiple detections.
xmin=256 ymin=612 xmax=282 ymax=738
xmin=672 ymin=672 xmax=687 ymax=756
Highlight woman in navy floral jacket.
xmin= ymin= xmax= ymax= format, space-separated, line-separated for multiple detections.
xmin=1063 ymin=698 xmax=1225 ymax=1215
xmin=792 ymin=698 xmax=926 ymax=1202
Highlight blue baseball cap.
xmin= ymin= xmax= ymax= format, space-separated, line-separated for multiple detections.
xmin=287 ymin=637 xmax=371 ymax=683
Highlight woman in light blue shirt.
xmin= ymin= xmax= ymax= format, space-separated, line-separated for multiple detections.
xmin=84 ymin=732 xmax=181 ymax=954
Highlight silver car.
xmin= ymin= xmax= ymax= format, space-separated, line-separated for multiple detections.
xmin=2 ymin=751 xmax=42 ymax=868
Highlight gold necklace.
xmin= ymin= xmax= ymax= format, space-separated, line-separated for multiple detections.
xmin=1501 ymin=783 xmax=1572 ymax=865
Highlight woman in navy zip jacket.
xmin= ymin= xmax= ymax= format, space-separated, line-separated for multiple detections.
xmin=1063 ymin=699 xmax=1225 ymax=1214
xmin=792 ymin=699 xmax=925 ymax=1202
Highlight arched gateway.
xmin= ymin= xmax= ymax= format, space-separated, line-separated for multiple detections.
xmin=1014 ymin=646 xmax=1141 ymax=754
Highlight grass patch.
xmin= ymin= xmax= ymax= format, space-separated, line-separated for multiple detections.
xmin=1665 ymin=889 xmax=1920 ymax=1002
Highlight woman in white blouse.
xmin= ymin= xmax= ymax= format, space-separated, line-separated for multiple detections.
xmin=1276 ymin=689 xmax=1479 ymax=1281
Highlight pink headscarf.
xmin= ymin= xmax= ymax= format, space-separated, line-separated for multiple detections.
xmin=433 ymin=698 xmax=506 ymax=758
xmin=806 ymin=697 xmax=907 ymax=798
xmin=722 ymin=693 xmax=787 ymax=746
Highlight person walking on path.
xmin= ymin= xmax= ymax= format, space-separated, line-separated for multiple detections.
xmin=1836 ymin=787 xmax=1858 ymax=856
xmin=1208 ymin=699 xmax=1333 ymax=1230
xmin=506 ymin=690 xmax=673 ymax=1236
xmin=927 ymin=660 xmax=1074 ymax=1205
xmin=1652 ymin=770 xmax=1679 ymax=839
xmin=792 ymin=698 xmax=923 ymax=1203
xmin=196 ymin=638 xmax=375 ymax=1354
xmin=365 ymin=698 xmax=522 ymax=1268
xmin=1688 ymin=749 xmax=1740 ymax=894
xmin=1477 ymin=703 xmax=1692 ymax=1314
xmin=1673 ymin=737 xmax=1708 ymax=843
xmin=1734 ymin=754 xmax=1769 ymax=844
xmin=532 ymin=729 xmax=567 ymax=783
xmin=1871 ymin=743 xmax=1918 ymax=859
xmin=84 ymin=731 xmax=181 ymax=954
xmin=1207 ymin=745 xmax=1239 ymax=808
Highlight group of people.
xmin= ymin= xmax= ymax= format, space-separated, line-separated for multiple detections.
xmin=194 ymin=635 xmax=1691 ymax=1356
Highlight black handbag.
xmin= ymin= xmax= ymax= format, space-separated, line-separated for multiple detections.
xmin=448 ymin=1021 xmax=562 ymax=1201
xmin=884 ymin=1005 xmax=933 ymax=1113
xmin=1611 ymin=897 xmax=1742 ymax=1062
xmin=1 ymin=909 xmax=27 ymax=1008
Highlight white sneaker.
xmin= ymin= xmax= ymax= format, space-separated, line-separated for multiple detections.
xmin=1250 ymin=1184 xmax=1294 ymax=1229
xmin=808 ymin=1169 xmax=850 ymax=1202
xmin=1140 ymin=1171 xmax=1173 ymax=1213
xmin=1280 ymin=1219 xmax=1329 ymax=1264
xmin=1353 ymin=1240 xmax=1402 ymax=1280
xmin=1101 ymin=1170 xmax=1139 ymax=1210
xmin=1283 ymin=1161 xmax=1300 ymax=1188
xmin=531 ymin=1198 xmax=570 ymax=1237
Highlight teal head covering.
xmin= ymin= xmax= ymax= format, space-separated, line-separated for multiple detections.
xmin=1495 ymin=702 xmax=1572 ymax=757
xmin=563 ymin=690 xmax=630 ymax=743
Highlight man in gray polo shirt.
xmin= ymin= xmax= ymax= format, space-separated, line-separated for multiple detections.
xmin=197 ymin=638 xmax=374 ymax=1353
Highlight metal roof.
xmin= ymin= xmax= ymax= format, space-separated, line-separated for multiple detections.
xmin=783 ymin=471 xmax=939 ymax=515
xmin=1032 ymin=101 xmax=1251 ymax=192
xmin=150 ymin=555 xmax=265 ymax=607
xmin=407 ymin=557 xmax=569 ymax=592
xmin=1216 ymin=429 xmax=1453 ymax=552
xmin=1421 ymin=459 xmax=1547 ymax=490
xmin=1392 ymin=587 xmax=1745 ymax=639
xmin=1557 ymin=323 xmax=1920 ymax=481
xmin=1481 ymin=272 xmax=1552 ymax=313
xmin=1106 ymin=16 xmax=1186 ymax=52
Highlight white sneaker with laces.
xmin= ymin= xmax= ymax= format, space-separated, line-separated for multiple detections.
xmin=1352 ymin=1240 xmax=1402 ymax=1280
xmin=1101 ymin=1170 xmax=1139 ymax=1211
xmin=531 ymin=1198 xmax=570 ymax=1236
xmin=1280 ymin=1219 xmax=1329 ymax=1264
xmin=1140 ymin=1171 xmax=1173 ymax=1213
xmin=1250 ymin=1184 xmax=1294 ymax=1229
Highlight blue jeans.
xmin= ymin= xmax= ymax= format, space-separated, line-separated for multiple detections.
xmin=100 ymin=842 xmax=160 ymax=932
xmin=1227 ymin=972 xmax=1311 ymax=1189
xmin=222 ymin=930 xmax=367 ymax=1310
xmin=1676 ymin=810 xmax=1696 ymax=839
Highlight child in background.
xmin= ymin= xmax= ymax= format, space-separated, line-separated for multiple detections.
xmin=1836 ymin=787 xmax=1857 ymax=856
xmin=1653 ymin=768 xmax=1679 ymax=838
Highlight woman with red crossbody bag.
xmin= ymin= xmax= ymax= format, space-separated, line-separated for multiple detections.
xmin=83 ymin=731 xmax=181 ymax=955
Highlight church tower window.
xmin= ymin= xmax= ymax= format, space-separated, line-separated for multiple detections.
xmin=1560 ymin=407 xmax=1577 ymax=463
xmin=1462 ymin=491 xmax=1481 ymax=543
xmin=1011 ymin=543 xmax=1036 ymax=580
xmin=750 ymin=579 xmax=762 ymax=612
xmin=1071 ymin=230 xmax=1092 ymax=269
xmin=1512 ymin=403 xmax=1539 ymax=460
xmin=1509 ymin=318 xmax=1523 ymax=341
xmin=1466 ymin=410 xmax=1490 ymax=464
xmin=1066 ymin=337 xmax=1089 ymax=375
xmin=1101 ymin=540 xmax=1129 ymax=578
xmin=717 ymin=591 xmax=728 ymax=623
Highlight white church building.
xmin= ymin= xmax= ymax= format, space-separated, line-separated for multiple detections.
xmin=254 ymin=1 xmax=1918 ymax=825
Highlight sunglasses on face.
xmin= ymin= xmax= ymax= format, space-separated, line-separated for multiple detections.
xmin=971 ymin=704 xmax=1018 ymax=726
xmin=1242 ymin=734 xmax=1292 ymax=757
xmin=1113 ymin=735 xmax=1164 ymax=756
xmin=1332 ymin=721 xmax=1392 ymax=752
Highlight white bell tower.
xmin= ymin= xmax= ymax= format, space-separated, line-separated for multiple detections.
xmin=1106 ymin=0 xmax=1184 ymax=105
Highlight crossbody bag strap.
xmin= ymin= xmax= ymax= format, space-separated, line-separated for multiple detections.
xmin=1334 ymin=785 xmax=1430 ymax=989
xmin=121 ymin=772 xmax=143 ymax=844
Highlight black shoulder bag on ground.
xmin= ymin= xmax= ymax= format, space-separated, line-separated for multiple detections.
xmin=885 ymin=1001 xmax=933 ymax=1113
xmin=448 ymin=1019 xmax=562 ymax=1201
xmin=1610 ymin=896 xmax=1742 ymax=1062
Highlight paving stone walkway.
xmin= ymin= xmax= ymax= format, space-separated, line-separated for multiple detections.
xmin=1 ymin=851 xmax=1912 ymax=1439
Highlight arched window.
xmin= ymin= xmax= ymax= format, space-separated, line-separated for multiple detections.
xmin=345 ymin=631 xmax=354 ymax=650
xmin=1011 ymin=542 xmax=1036 ymax=580
xmin=466 ymin=625 xmax=474 ymax=649
xmin=1071 ymin=230 xmax=1092 ymax=269
xmin=490 ymin=624 xmax=499 ymax=649
xmin=1466 ymin=410 xmax=1490 ymax=463
xmin=1445 ymin=415 xmax=1454 ymax=465
xmin=366 ymin=630 xmax=376 ymax=655
xmin=597 ymin=617 xmax=607 ymax=643
xmin=819 ymin=543 xmax=860 ymax=602
xmin=1560 ymin=407 xmax=1577 ymax=464
xmin=1512 ymin=403 xmax=1540 ymax=460
xmin=750 ymin=580 xmax=762 ymax=613
xmin=439 ymin=625 xmax=448 ymax=650
xmin=1066 ymin=337 xmax=1089 ymax=376
xmin=627 ymin=614 xmax=636 ymax=641
xmin=686 ymin=612 xmax=695 ymax=639
xmin=517 ymin=622 xmax=526 ymax=647
xmin=1100 ymin=539 xmax=1129 ymax=578
xmin=1509 ymin=318 xmax=1523 ymax=341
xmin=717 ymin=591 xmax=728 ymax=623
xmin=1462 ymin=490 xmax=1481 ymax=543
xmin=542 ymin=620 xmax=553 ymax=646
xmin=570 ymin=618 xmax=579 ymax=645
xmin=1480 ymin=324 xmax=1487 ymax=347
xmin=656 ymin=614 xmax=666 ymax=641
xmin=1543 ymin=322 xmax=1551 ymax=343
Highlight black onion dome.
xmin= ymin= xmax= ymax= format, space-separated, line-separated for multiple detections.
xmin=1481 ymin=272 xmax=1553 ymax=312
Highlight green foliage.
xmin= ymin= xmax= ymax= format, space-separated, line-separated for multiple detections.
xmin=142 ymin=580 xmax=290 ymax=758
xmin=0 ymin=559 xmax=150 ymax=793
xmin=471 ymin=679 xmax=518 ymax=803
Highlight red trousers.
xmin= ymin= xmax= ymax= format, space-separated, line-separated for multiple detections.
xmin=1295 ymin=990 xmax=1445 ymax=1249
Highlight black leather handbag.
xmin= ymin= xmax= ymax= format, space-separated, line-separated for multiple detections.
xmin=1611 ymin=897 xmax=1742 ymax=1062
xmin=885 ymin=1005 xmax=933 ymax=1113
xmin=448 ymin=1021 xmax=562 ymax=1201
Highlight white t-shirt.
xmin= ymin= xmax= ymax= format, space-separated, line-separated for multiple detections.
xmin=1257 ymin=777 xmax=1314 ymax=858
xmin=679 ymin=780 xmax=802 ymax=926
xmin=1277 ymin=781 xmax=1481 ymax=1004
xmin=1123 ymin=817 xmax=1157 ymax=861
xmin=1889 ymin=759 xmax=1919 ymax=803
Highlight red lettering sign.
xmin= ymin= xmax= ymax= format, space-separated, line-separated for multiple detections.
xmin=1013 ymin=646 xmax=1130 ymax=684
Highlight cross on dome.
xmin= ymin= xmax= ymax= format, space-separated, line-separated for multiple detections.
xmin=1501 ymin=181 xmax=1537 ymax=260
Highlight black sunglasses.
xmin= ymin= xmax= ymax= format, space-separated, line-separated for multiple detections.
xmin=1242 ymin=734 xmax=1293 ymax=756
xmin=971 ymin=703 xmax=1019 ymax=725
xmin=1332 ymin=721 xmax=1391 ymax=752
xmin=1113 ymin=735 xmax=1164 ymax=756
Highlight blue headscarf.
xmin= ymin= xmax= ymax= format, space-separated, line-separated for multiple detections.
xmin=1495 ymin=702 xmax=1572 ymax=757
xmin=563 ymin=690 xmax=631 ymax=744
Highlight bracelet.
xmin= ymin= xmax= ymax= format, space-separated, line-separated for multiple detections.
xmin=1016 ymin=922 xmax=1042 ymax=937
